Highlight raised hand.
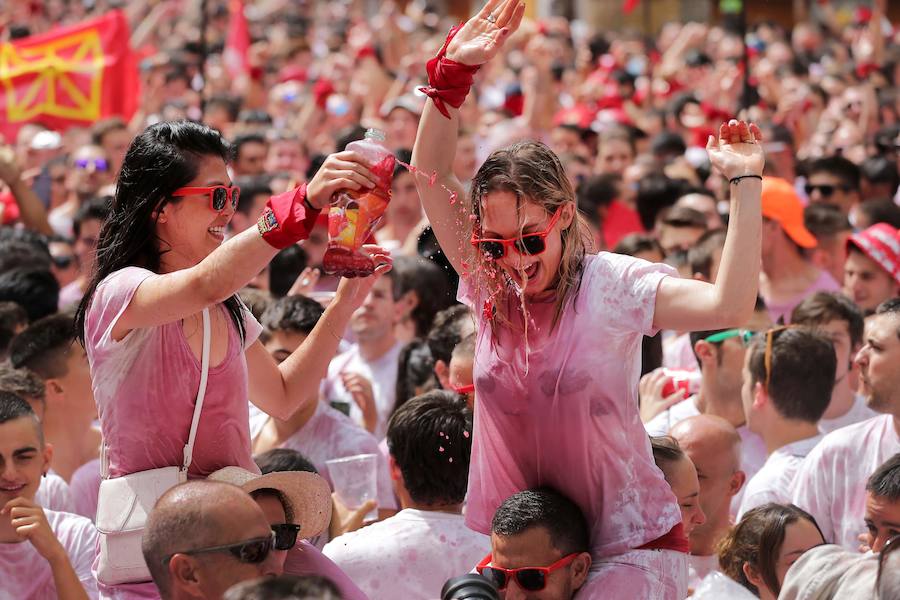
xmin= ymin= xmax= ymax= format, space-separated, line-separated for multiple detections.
xmin=333 ymin=245 xmax=393 ymax=307
xmin=306 ymin=151 xmax=380 ymax=210
xmin=2 ymin=497 xmax=66 ymax=562
xmin=706 ymin=120 xmax=765 ymax=181
xmin=445 ymin=0 xmax=526 ymax=67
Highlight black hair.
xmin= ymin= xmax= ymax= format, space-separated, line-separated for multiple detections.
xmin=636 ymin=174 xmax=686 ymax=231
xmin=223 ymin=575 xmax=343 ymax=600
xmin=803 ymin=203 xmax=851 ymax=239
xmin=688 ymin=229 xmax=726 ymax=280
xmin=9 ymin=313 xmax=77 ymax=380
xmin=0 ymin=390 xmax=42 ymax=445
xmin=391 ymin=256 xmax=453 ymax=338
xmin=746 ymin=328 xmax=836 ymax=423
xmin=260 ymin=295 xmax=324 ymax=336
xmin=0 ymin=301 xmax=28 ymax=359
xmin=75 ymin=121 xmax=246 ymax=347
xmin=651 ymin=132 xmax=687 ymax=160
xmin=856 ymin=199 xmax=900 ymax=230
xmin=868 ymin=453 xmax=900 ymax=501
xmin=394 ymin=149 xmax=412 ymax=179
xmin=232 ymin=175 xmax=274 ymax=217
xmin=0 ymin=269 xmax=58 ymax=323
xmin=661 ymin=205 xmax=707 ymax=229
xmin=614 ymin=233 xmax=664 ymax=259
xmin=0 ymin=238 xmax=52 ymax=273
xmin=72 ymin=196 xmax=112 ymax=240
xmin=426 ymin=305 xmax=473 ymax=365
xmin=233 ymin=133 xmax=268 ymax=157
xmin=577 ymin=174 xmax=620 ymax=227
xmin=255 ymin=448 xmax=318 ymax=474
xmin=491 ymin=487 xmax=590 ymax=555
xmin=386 ymin=390 xmax=472 ymax=506
xmin=394 ymin=339 xmax=437 ymax=413
xmin=861 ymin=156 xmax=900 ymax=198
xmin=807 ymin=155 xmax=861 ymax=191
xmin=791 ymin=292 xmax=865 ymax=350
xmin=335 ymin=125 xmax=367 ymax=153
xmin=268 ymin=245 xmax=309 ymax=298
xmin=669 ymin=94 xmax=700 ymax=121
xmin=206 ymin=94 xmax=241 ymax=123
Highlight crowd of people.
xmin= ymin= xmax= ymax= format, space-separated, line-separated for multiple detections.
xmin=2 ymin=0 xmax=900 ymax=598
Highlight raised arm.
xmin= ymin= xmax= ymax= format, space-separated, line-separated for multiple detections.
xmin=411 ymin=0 xmax=525 ymax=274
xmin=112 ymin=152 xmax=379 ymax=340
xmin=0 ymin=146 xmax=53 ymax=236
xmin=653 ymin=120 xmax=764 ymax=331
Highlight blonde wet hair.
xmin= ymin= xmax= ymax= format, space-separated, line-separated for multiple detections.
xmin=470 ymin=141 xmax=593 ymax=331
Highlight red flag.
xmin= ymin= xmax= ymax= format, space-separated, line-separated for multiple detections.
xmin=623 ymin=0 xmax=640 ymax=14
xmin=224 ymin=0 xmax=250 ymax=79
xmin=0 ymin=10 xmax=138 ymax=141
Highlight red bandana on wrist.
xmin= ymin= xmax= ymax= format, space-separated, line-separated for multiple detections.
xmin=419 ymin=23 xmax=481 ymax=119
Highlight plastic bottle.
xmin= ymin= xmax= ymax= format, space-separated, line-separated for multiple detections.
xmin=322 ymin=129 xmax=395 ymax=277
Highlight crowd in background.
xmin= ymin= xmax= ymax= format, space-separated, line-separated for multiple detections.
xmin=2 ymin=0 xmax=900 ymax=598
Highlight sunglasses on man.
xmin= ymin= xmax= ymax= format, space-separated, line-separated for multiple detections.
xmin=171 ymin=185 xmax=241 ymax=212
xmin=804 ymin=183 xmax=852 ymax=198
xmin=271 ymin=523 xmax=301 ymax=550
xmin=163 ymin=531 xmax=275 ymax=566
xmin=476 ymin=552 xmax=578 ymax=592
xmin=471 ymin=207 xmax=563 ymax=260
xmin=703 ymin=329 xmax=755 ymax=346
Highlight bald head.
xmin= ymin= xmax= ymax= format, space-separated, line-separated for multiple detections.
xmin=142 ymin=480 xmax=273 ymax=599
xmin=670 ymin=415 xmax=742 ymax=469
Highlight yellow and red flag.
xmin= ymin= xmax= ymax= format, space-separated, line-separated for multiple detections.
xmin=0 ymin=10 xmax=138 ymax=140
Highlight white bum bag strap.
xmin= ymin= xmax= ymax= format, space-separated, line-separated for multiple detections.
xmin=182 ymin=307 xmax=211 ymax=471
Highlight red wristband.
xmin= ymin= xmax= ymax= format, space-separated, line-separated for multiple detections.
xmin=257 ymin=183 xmax=321 ymax=250
xmin=418 ymin=23 xmax=480 ymax=119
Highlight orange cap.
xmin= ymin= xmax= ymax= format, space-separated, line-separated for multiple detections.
xmin=761 ymin=177 xmax=817 ymax=249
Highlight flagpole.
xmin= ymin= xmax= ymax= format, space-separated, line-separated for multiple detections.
xmin=198 ymin=0 xmax=209 ymax=120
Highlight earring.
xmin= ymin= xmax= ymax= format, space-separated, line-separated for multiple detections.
xmin=42 ymin=472 xmax=47 ymax=478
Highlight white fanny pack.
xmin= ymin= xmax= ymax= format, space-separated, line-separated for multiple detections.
xmin=95 ymin=308 xmax=211 ymax=585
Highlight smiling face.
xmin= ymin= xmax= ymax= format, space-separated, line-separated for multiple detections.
xmin=665 ymin=456 xmax=706 ymax=536
xmin=156 ymin=155 xmax=235 ymax=268
xmin=0 ymin=416 xmax=49 ymax=504
xmin=478 ymin=192 xmax=573 ymax=297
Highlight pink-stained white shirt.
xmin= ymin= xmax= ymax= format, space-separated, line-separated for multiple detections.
xmin=688 ymin=554 xmax=719 ymax=594
xmin=253 ymin=401 xmax=398 ymax=512
xmin=792 ymin=415 xmax=900 ymax=550
xmin=766 ymin=269 xmax=841 ymax=325
xmin=323 ymin=509 xmax=490 ymax=599
xmin=662 ymin=333 xmax=699 ymax=372
xmin=819 ymin=395 xmax=878 ymax=435
xmin=461 ymin=252 xmax=682 ymax=558
xmin=85 ymin=267 xmax=263 ymax=479
xmin=0 ymin=509 xmax=99 ymax=599
xmin=322 ymin=341 xmax=404 ymax=440
xmin=284 ymin=540 xmax=368 ymax=600
xmin=34 ymin=473 xmax=75 ymax=513
xmin=69 ymin=459 xmax=102 ymax=521
xmin=737 ymin=434 xmax=822 ymax=520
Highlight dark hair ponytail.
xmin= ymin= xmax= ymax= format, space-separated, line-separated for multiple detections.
xmin=75 ymin=121 xmax=245 ymax=345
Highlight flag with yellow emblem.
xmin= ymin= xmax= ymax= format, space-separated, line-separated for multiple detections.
xmin=0 ymin=10 xmax=138 ymax=140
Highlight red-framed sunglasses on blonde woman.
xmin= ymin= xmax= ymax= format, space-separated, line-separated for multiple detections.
xmin=171 ymin=185 xmax=241 ymax=212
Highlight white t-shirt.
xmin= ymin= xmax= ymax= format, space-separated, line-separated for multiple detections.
xmin=322 ymin=342 xmax=404 ymax=440
xmin=737 ymin=434 xmax=822 ymax=520
xmin=644 ymin=395 xmax=768 ymax=514
xmin=792 ymin=414 xmax=900 ymax=550
xmin=323 ymin=509 xmax=490 ymax=599
xmin=261 ymin=401 xmax=398 ymax=513
xmin=0 ymin=508 xmax=99 ymax=599
xmin=68 ymin=459 xmax=101 ymax=522
xmin=688 ymin=554 xmax=719 ymax=594
xmin=34 ymin=473 xmax=75 ymax=513
xmin=819 ymin=395 xmax=878 ymax=435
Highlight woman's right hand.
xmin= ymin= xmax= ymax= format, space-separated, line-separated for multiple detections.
xmin=306 ymin=151 xmax=380 ymax=210
xmin=444 ymin=0 xmax=526 ymax=67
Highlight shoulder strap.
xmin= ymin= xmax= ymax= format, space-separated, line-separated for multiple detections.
xmin=182 ymin=307 xmax=211 ymax=471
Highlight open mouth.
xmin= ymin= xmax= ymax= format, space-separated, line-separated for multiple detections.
xmin=0 ymin=482 xmax=26 ymax=494
xmin=207 ymin=226 xmax=226 ymax=241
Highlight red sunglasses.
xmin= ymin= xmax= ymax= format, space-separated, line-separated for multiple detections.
xmin=452 ymin=383 xmax=475 ymax=395
xmin=471 ymin=207 xmax=563 ymax=260
xmin=171 ymin=185 xmax=241 ymax=212
xmin=476 ymin=552 xmax=578 ymax=592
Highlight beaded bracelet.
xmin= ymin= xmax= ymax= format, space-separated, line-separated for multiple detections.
xmin=729 ymin=174 xmax=763 ymax=186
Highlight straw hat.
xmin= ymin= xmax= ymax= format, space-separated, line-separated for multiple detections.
xmin=209 ymin=466 xmax=332 ymax=540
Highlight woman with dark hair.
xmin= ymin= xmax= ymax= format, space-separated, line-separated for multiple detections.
xmin=74 ymin=121 xmax=389 ymax=595
xmin=411 ymin=0 xmax=764 ymax=596
xmin=716 ymin=503 xmax=825 ymax=599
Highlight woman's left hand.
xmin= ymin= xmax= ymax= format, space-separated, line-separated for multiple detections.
xmin=706 ymin=120 xmax=765 ymax=181
xmin=333 ymin=245 xmax=393 ymax=309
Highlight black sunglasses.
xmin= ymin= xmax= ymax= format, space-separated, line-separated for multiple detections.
xmin=164 ymin=532 xmax=275 ymax=565
xmin=804 ymin=183 xmax=851 ymax=198
xmin=271 ymin=523 xmax=301 ymax=550
xmin=51 ymin=254 xmax=75 ymax=269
